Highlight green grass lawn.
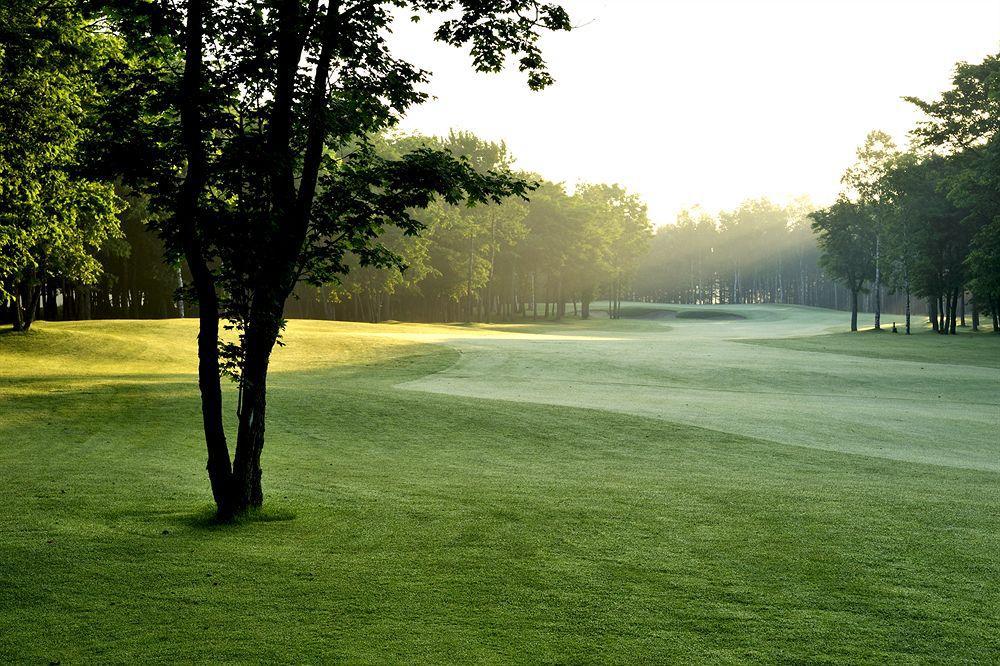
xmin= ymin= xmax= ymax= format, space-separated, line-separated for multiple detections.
xmin=2 ymin=307 xmax=998 ymax=662
xmin=746 ymin=323 xmax=1000 ymax=369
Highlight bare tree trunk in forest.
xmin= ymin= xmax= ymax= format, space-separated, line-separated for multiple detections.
xmin=580 ymin=286 xmax=592 ymax=320
xmin=320 ymin=285 xmax=330 ymax=320
xmin=530 ymin=273 xmax=536 ymax=321
xmin=850 ymin=288 xmax=859 ymax=332
xmin=949 ymin=289 xmax=959 ymax=335
xmin=555 ymin=275 xmax=565 ymax=320
xmin=176 ymin=265 xmax=185 ymax=318
xmin=485 ymin=214 xmax=496 ymax=324
xmin=466 ymin=243 xmax=475 ymax=323
xmin=873 ymin=235 xmax=881 ymax=330
xmin=43 ymin=284 xmax=57 ymax=321
xmin=904 ymin=277 xmax=911 ymax=335
xmin=960 ymin=292 xmax=966 ymax=327
xmin=971 ymin=294 xmax=979 ymax=331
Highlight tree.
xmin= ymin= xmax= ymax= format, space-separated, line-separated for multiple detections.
xmin=165 ymin=0 xmax=570 ymax=517
xmin=966 ymin=218 xmax=1000 ymax=331
xmin=842 ymin=130 xmax=899 ymax=331
xmin=575 ymin=184 xmax=651 ymax=318
xmin=882 ymin=152 xmax=920 ymax=334
xmin=810 ymin=199 xmax=875 ymax=331
xmin=907 ymin=51 xmax=1000 ymax=333
xmin=0 ymin=0 xmax=123 ymax=330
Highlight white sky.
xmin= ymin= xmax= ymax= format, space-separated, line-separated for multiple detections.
xmin=392 ymin=0 xmax=1000 ymax=225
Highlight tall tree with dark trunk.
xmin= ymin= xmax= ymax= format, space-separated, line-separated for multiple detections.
xmin=168 ymin=0 xmax=570 ymax=517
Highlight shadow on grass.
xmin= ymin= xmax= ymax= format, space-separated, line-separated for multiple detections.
xmin=181 ymin=504 xmax=299 ymax=529
xmin=0 ymin=325 xmax=32 ymax=337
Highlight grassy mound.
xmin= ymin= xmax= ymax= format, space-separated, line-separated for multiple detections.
xmin=675 ymin=310 xmax=745 ymax=320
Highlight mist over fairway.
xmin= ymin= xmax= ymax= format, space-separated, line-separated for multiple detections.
xmin=2 ymin=306 xmax=998 ymax=662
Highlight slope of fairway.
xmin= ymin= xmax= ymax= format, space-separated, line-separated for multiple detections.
xmin=1 ymin=310 xmax=999 ymax=663
xmin=401 ymin=304 xmax=1000 ymax=472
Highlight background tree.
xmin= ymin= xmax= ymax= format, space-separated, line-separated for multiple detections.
xmin=841 ymin=130 xmax=899 ymax=331
xmin=907 ymin=51 xmax=1000 ymax=332
xmin=810 ymin=199 xmax=875 ymax=331
xmin=0 ymin=0 xmax=123 ymax=330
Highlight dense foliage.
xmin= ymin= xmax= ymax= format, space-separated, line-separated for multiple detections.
xmin=806 ymin=53 xmax=1000 ymax=334
xmin=0 ymin=0 xmax=124 ymax=330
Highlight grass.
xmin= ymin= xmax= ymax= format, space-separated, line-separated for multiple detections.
xmin=1 ymin=306 xmax=999 ymax=662
xmin=747 ymin=323 xmax=1000 ymax=369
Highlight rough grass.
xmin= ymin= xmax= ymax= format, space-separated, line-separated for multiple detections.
xmin=1 ymin=308 xmax=999 ymax=663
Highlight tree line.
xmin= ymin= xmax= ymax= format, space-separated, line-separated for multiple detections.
xmin=810 ymin=54 xmax=1000 ymax=334
xmin=283 ymin=132 xmax=653 ymax=323
xmin=629 ymin=197 xmax=910 ymax=314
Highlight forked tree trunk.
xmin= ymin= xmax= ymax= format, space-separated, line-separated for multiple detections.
xmin=12 ymin=283 xmax=40 ymax=332
xmin=230 ymin=320 xmax=279 ymax=511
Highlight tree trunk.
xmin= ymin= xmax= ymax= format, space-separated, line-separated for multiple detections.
xmin=178 ymin=0 xmax=236 ymax=519
xmin=581 ymin=287 xmax=592 ymax=320
xmin=230 ymin=316 xmax=280 ymax=511
xmin=850 ymin=289 xmax=859 ymax=332
xmin=43 ymin=283 xmax=57 ymax=321
xmin=873 ymin=235 xmax=881 ymax=330
xmin=949 ymin=289 xmax=959 ymax=335
xmin=12 ymin=282 xmax=40 ymax=332
xmin=904 ymin=279 xmax=911 ymax=335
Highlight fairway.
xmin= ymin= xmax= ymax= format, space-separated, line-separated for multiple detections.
xmin=2 ymin=306 xmax=999 ymax=662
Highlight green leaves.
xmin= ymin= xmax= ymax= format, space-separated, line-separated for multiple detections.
xmin=906 ymin=51 xmax=1000 ymax=315
xmin=810 ymin=199 xmax=875 ymax=293
xmin=0 ymin=0 xmax=124 ymax=301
